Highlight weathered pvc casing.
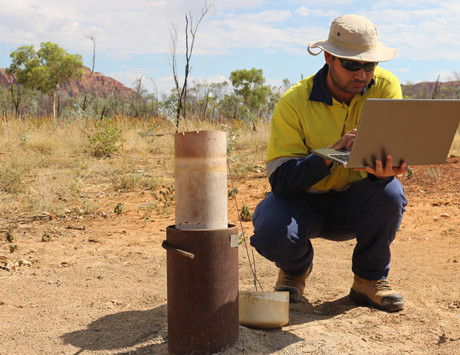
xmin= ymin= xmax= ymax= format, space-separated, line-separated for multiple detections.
xmin=163 ymin=225 xmax=239 ymax=355
xmin=174 ymin=130 xmax=228 ymax=230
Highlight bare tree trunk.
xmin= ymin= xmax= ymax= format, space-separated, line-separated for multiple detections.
xmin=169 ymin=0 xmax=214 ymax=131
xmin=149 ymin=78 xmax=159 ymax=117
xmin=431 ymin=74 xmax=441 ymax=99
xmin=203 ymin=90 xmax=209 ymax=118
xmin=169 ymin=24 xmax=183 ymax=130
xmin=83 ymin=35 xmax=96 ymax=112
xmin=52 ymin=91 xmax=56 ymax=121
xmin=9 ymin=84 xmax=21 ymax=117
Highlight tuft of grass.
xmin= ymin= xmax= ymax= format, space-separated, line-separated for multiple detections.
xmin=239 ymin=205 xmax=253 ymax=222
xmin=5 ymin=232 xmax=14 ymax=243
xmin=112 ymin=173 xmax=161 ymax=192
xmin=228 ymin=155 xmax=264 ymax=180
xmin=0 ymin=160 xmax=30 ymax=194
xmin=406 ymin=167 xmax=414 ymax=179
xmin=26 ymin=136 xmax=58 ymax=155
xmin=113 ymin=173 xmax=141 ymax=191
xmin=151 ymin=185 xmax=175 ymax=216
xmin=71 ymin=199 xmax=97 ymax=216
xmin=114 ymin=202 xmax=124 ymax=215
xmin=228 ymin=187 xmax=239 ymax=197
xmin=136 ymin=201 xmax=159 ymax=220
xmin=427 ymin=167 xmax=441 ymax=180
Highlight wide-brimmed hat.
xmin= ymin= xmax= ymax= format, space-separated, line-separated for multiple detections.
xmin=307 ymin=14 xmax=396 ymax=62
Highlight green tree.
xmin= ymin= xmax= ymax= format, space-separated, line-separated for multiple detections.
xmin=7 ymin=42 xmax=83 ymax=120
xmin=229 ymin=68 xmax=272 ymax=124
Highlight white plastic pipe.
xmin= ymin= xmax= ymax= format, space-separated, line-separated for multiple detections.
xmin=174 ymin=130 xmax=228 ymax=229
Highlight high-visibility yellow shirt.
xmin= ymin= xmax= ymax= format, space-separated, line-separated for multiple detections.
xmin=267 ymin=65 xmax=402 ymax=192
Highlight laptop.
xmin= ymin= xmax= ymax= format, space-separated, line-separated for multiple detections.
xmin=311 ymin=99 xmax=460 ymax=168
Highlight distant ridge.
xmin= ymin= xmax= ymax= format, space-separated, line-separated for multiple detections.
xmin=0 ymin=66 xmax=134 ymax=99
xmin=401 ymin=80 xmax=460 ymax=98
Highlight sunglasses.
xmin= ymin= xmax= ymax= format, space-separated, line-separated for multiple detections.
xmin=338 ymin=58 xmax=378 ymax=72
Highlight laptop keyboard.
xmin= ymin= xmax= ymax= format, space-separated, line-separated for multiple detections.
xmin=330 ymin=153 xmax=350 ymax=163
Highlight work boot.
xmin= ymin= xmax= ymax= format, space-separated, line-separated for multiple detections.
xmin=274 ymin=264 xmax=313 ymax=303
xmin=349 ymin=274 xmax=404 ymax=312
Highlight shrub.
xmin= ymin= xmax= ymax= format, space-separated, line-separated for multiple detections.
xmin=0 ymin=161 xmax=29 ymax=194
xmin=239 ymin=205 xmax=253 ymax=222
xmin=87 ymin=119 xmax=122 ymax=157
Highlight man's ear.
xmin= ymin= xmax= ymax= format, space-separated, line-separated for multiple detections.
xmin=324 ymin=51 xmax=333 ymax=65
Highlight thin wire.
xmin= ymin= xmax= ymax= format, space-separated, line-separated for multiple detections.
xmin=227 ymin=158 xmax=263 ymax=292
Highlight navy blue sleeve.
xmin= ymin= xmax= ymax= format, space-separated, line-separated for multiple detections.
xmin=268 ymin=154 xmax=332 ymax=196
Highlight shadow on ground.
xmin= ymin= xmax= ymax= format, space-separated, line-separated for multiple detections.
xmin=61 ymin=305 xmax=168 ymax=354
xmin=61 ymin=296 xmax=357 ymax=354
xmin=288 ymin=295 xmax=358 ymax=326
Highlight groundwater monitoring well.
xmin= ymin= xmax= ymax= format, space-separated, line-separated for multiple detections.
xmin=163 ymin=130 xmax=239 ymax=355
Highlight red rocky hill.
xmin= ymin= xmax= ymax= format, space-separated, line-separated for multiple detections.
xmin=401 ymin=80 xmax=460 ymax=99
xmin=0 ymin=66 xmax=134 ymax=99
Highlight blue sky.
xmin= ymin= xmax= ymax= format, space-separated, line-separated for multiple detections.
xmin=1 ymin=0 xmax=459 ymax=95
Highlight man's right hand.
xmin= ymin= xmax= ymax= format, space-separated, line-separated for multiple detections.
xmin=324 ymin=129 xmax=357 ymax=166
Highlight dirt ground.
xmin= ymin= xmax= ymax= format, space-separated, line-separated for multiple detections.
xmin=0 ymin=157 xmax=459 ymax=355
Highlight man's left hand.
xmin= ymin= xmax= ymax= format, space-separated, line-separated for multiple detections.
xmin=356 ymin=155 xmax=409 ymax=179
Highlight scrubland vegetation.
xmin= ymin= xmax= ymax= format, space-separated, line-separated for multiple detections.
xmin=0 ymin=115 xmax=272 ymax=221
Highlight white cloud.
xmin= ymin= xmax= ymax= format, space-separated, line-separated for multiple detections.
xmin=433 ymin=70 xmax=460 ymax=82
xmin=214 ymin=0 xmax=264 ymax=11
xmin=295 ymin=7 xmax=339 ymax=17
xmin=284 ymin=0 xmax=352 ymax=5
xmin=362 ymin=3 xmax=460 ymax=61
xmin=0 ymin=0 xmax=202 ymax=57
xmin=3 ymin=0 xmax=459 ymax=62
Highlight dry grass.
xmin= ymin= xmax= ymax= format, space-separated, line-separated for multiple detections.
xmin=0 ymin=118 xmax=160 ymax=216
xmin=0 ymin=117 xmax=269 ymax=218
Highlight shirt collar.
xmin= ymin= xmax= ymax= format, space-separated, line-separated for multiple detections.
xmin=309 ymin=64 xmax=376 ymax=105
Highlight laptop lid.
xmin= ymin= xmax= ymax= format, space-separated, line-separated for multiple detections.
xmin=340 ymin=99 xmax=459 ymax=168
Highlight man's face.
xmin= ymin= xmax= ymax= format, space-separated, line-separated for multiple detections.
xmin=325 ymin=54 xmax=375 ymax=101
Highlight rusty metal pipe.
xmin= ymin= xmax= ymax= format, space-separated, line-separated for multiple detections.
xmin=165 ymin=224 xmax=239 ymax=355
xmin=161 ymin=240 xmax=195 ymax=259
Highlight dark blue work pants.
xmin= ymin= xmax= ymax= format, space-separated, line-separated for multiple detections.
xmin=250 ymin=177 xmax=407 ymax=280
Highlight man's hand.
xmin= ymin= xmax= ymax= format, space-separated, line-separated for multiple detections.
xmin=328 ymin=129 xmax=357 ymax=150
xmin=358 ymin=155 xmax=409 ymax=179
xmin=324 ymin=129 xmax=357 ymax=166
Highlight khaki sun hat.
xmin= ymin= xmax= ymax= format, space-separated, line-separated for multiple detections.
xmin=307 ymin=14 xmax=397 ymax=62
